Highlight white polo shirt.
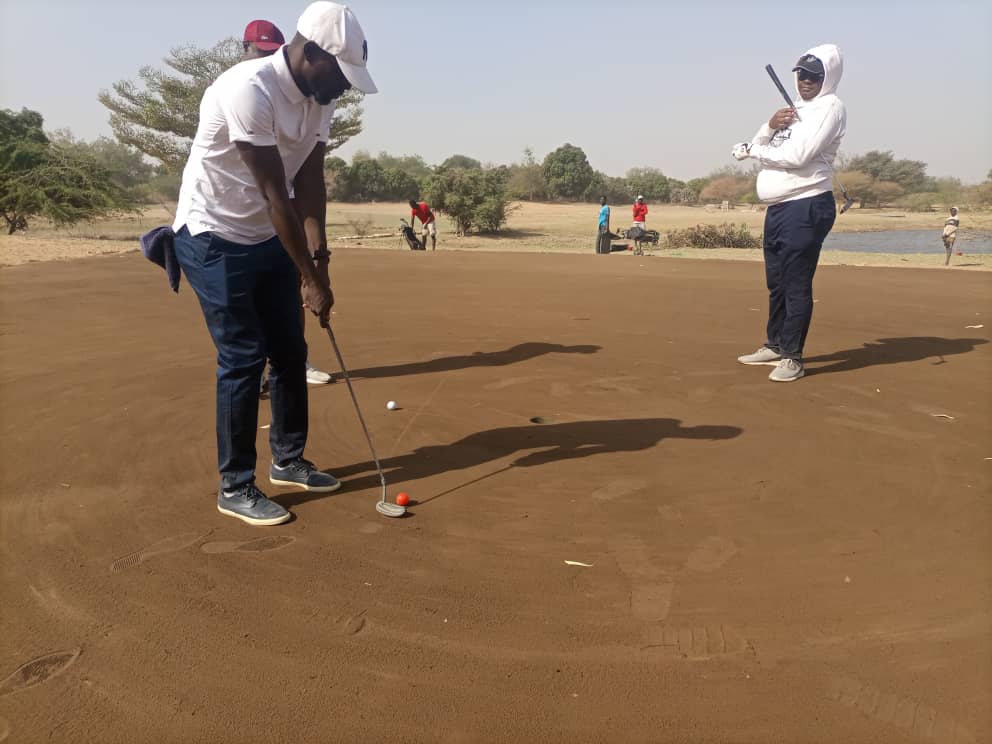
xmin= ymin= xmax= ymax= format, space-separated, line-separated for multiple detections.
xmin=173 ymin=49 xmax=335 ymax=245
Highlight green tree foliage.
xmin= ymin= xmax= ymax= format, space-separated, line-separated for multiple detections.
xmin=48 ymin=130 xmax=154 ymax=196
xmin=439 ymin=154 xmax=482 ymax=170
xmin=0 ymin=109 xmax=134 ymax=233
xmin=582 ymin=171 xmax=631 ymax=204
xmin=625 ymin=167 xmax=670 ymax=201
xmin=505 ymin=147 xmax=546 ymax=201
xmin=374 ymin=152 xmax=433 ymax=181
xmin=99 ymin=39 xmax=363 ymax=173
xmin=542 ymin=144 xmax=594 ymax=200
xmin=845 ymin=150 xmax=932 ymax=192
xmin=329 ymin=155 xmax=421 ymax=202
xmin=422 ymin=168 xmax=511 ymax=234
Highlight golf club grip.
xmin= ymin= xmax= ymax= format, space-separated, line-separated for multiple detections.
xmin=765 ymin=64 xmax=796 ymax=110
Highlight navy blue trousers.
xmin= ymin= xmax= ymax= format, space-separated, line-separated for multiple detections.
xmin=762 ymin=192 xmax=836 ymax=360
xmin=174 ymin=226 xmax=309 ymax=491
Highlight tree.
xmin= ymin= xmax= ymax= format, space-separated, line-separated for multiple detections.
xmin=625 ymin=167 xmax=670 ymax=201
xmin=845 ymin=150 xmax=930 ymax=193
xmin=0 ymin=109 xmax=134 ymax=233
xmin=48 ymin=130 xmax=154 ymax=196
xmin=505 ymin=147 xmax=545 ymax=201
xmin=439 ymin=154 xmax=482 ymax=170
xmin=582 ymin=171 xmax=631 ymax=204
xmin=99 ymin=39 xmax=363 ymax=173
xmin=699 ymin=175 xmax=754 ymax=203
xmin=542 ymin=143 xmax=593 ymax=200
xmin=423 ymin=168 xmax=512 ymax=234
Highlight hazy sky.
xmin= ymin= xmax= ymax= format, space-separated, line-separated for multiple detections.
xmin=2 ymin=0 xmax=990 ymax=183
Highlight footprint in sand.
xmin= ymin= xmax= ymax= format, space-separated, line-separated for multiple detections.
xmin=200 ymin=536 xmax=296 ymax=554
xmin=685 ymin=536 xmax=738 ymax=573
xmin=337 ymin=611 xmax=368 ymax=636
xmin=592 ymin=478 xmax=648 ymax=502
xmin=110 ymin=533 xmax=206 ymax=573
xmin=642 ymin=625 xmax=752 ymax=660
xmin=610 ymin=536 xmax=675 ymax=622
xmin=0 ymin=649 xmax=81 ymax=696
xmin=826 ymin=676 xmax=977 ymax=743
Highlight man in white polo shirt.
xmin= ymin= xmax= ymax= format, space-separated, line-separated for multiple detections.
xmin=172 ymin=1 xmax=377 ymax=526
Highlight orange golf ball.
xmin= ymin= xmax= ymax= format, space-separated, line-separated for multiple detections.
xmin=395 ymin=492 xmax=410 ymax=506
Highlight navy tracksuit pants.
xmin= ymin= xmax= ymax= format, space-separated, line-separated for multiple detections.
xmin=762 ymin=191 xmax=836 ymax=360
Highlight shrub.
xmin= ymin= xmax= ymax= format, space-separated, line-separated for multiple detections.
xmin=423 ymin=168 xmax=513 ymax=234
xmin=665 ymin=223 xmax=761 ymax=249
xmin=346 ymin=216 xmax=375 ymax=236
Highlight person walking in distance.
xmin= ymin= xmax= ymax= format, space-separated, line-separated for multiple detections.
xmin=942 ymin=207 xmax=959 ymax=266
xmin=172 ymin=2 xmax=378 ymax=525
xmin=408 ymin=199 xmax=437 ymax=250
xmin=731 ymin=44 xmax=846 ymax=382
xmin=242 ymin=19 xmax=335 ymax=390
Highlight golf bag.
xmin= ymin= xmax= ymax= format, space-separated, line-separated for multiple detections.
xmin=399 ymin=219 xmax=425 ymax=250
xmin=619 ymin=225 xmax=661 ymax=246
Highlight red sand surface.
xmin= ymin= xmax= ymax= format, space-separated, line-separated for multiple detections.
xmin=1 ymin=250 xmax=989 ymax=743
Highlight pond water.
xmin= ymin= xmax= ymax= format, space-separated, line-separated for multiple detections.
xmin=823 ymin=230 xmax=992 ymax=254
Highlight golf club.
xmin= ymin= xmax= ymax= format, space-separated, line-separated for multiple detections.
xmin=765 ymin=63 xmax=855 ymax=214
xmin=323 ymin=322 xmax=406 ymax=518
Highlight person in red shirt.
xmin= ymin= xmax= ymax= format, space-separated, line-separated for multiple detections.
xmin=409 ymin=199 xmax=437 ymax=250
xmin=631 ymin=195 xmax=648 ymax=255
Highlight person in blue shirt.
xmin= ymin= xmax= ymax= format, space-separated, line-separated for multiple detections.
xmin=596 ymin=196 xmax=611 ymax=254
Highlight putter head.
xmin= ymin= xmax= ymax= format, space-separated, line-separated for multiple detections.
xmin=376 ymin=501 xmax=407 ymax=518
xmin=840 ymin=197 xmax=855 ymax=214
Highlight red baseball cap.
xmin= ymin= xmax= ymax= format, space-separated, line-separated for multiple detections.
xmin=243 ymin=20 xmax=285 ymax=52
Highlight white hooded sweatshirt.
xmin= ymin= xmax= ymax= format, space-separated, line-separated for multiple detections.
xmin=749 ymin=44 xmax=846 ymax=204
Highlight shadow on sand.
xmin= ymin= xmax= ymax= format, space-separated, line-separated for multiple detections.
xmin=283 ymin=417 xmax=742 ymax=508
xmin=346 ymin=342 xmax=601 ymax=379
xmin=806 ymin=336 xmax=987 ymax=375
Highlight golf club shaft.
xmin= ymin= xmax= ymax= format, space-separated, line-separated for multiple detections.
xmin=765 ymin=64 xmax=800 ymax=120
xmin=324 ymin=323 xmax=388 ymax=502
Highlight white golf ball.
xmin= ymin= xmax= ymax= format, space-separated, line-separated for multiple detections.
xmin=386 ymin=400 xmax=397 ymax=410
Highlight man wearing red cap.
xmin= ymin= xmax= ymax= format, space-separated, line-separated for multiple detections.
xmin=242 ymin=19 xmax=335 ymax=391
xmin=171 ymin=2 xmax=378 ymax=526
xmin=243 ymin=20 xmax=285 ymax=60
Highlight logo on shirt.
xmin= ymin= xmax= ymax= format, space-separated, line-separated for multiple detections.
xmin=771 ymin=128 xmax=792 ymax=147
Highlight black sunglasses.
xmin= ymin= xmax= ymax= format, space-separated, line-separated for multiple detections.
xmin=797 ymin=70 xmax=824 ymax=82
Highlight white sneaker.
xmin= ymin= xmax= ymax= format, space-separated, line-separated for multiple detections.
xmin=769 ymin=358 xmax=804 ymax=382
xmin=737 ymin=346 xmax=782 ymax=366
xmin=305 ymin=363 xmax=333 ymax=385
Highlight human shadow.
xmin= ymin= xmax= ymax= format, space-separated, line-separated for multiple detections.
xmin=284 ymin=417 xmax=742 ymax=507
xmin=347 ymin=342 xmax=600 ymax=379
xmin=805 ymin=337 xmax=988 ymax=375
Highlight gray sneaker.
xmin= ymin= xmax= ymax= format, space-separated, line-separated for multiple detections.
xmin=737 ymin=346 xmax=782 ymax=366
xmin=269 ymin=457 xmax=341 ymax=493
xmin=769 ymin=358 xmax=805 ymax=382
xmin=217 ymin=484 xmax=290 ymax=526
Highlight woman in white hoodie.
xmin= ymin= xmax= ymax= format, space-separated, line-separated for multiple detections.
xmin=731 ymin=44 xmax=846 ymax=382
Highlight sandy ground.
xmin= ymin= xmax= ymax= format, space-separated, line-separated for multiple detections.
xmin=1 ymin=247 xmax=989 ymax=743
xmin=2 ymin=202 xmax=989 ymax=270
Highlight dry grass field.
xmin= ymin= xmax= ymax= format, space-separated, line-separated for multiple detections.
xmin=1 ymin=201 xmax=989 ymax=269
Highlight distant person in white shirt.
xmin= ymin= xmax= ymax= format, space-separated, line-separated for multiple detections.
xmin=942 ymin=206 xmax=959 ymax=266
xmin=172 ymin=2 xmax=378 ymax=526
xmin=730 ymin=44 xmax=846 ymax=383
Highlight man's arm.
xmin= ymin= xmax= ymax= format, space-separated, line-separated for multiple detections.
xmin=292 ymin=142 xmax=331 ymax=277
xmin=749 ymin=103 xmax=845 ymax=169
xmin=235 ymin=142 xmax=332 ymax=320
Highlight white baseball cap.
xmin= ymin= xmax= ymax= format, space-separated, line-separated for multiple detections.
xmin=297 ymin=2 xmax=377 ymax=94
